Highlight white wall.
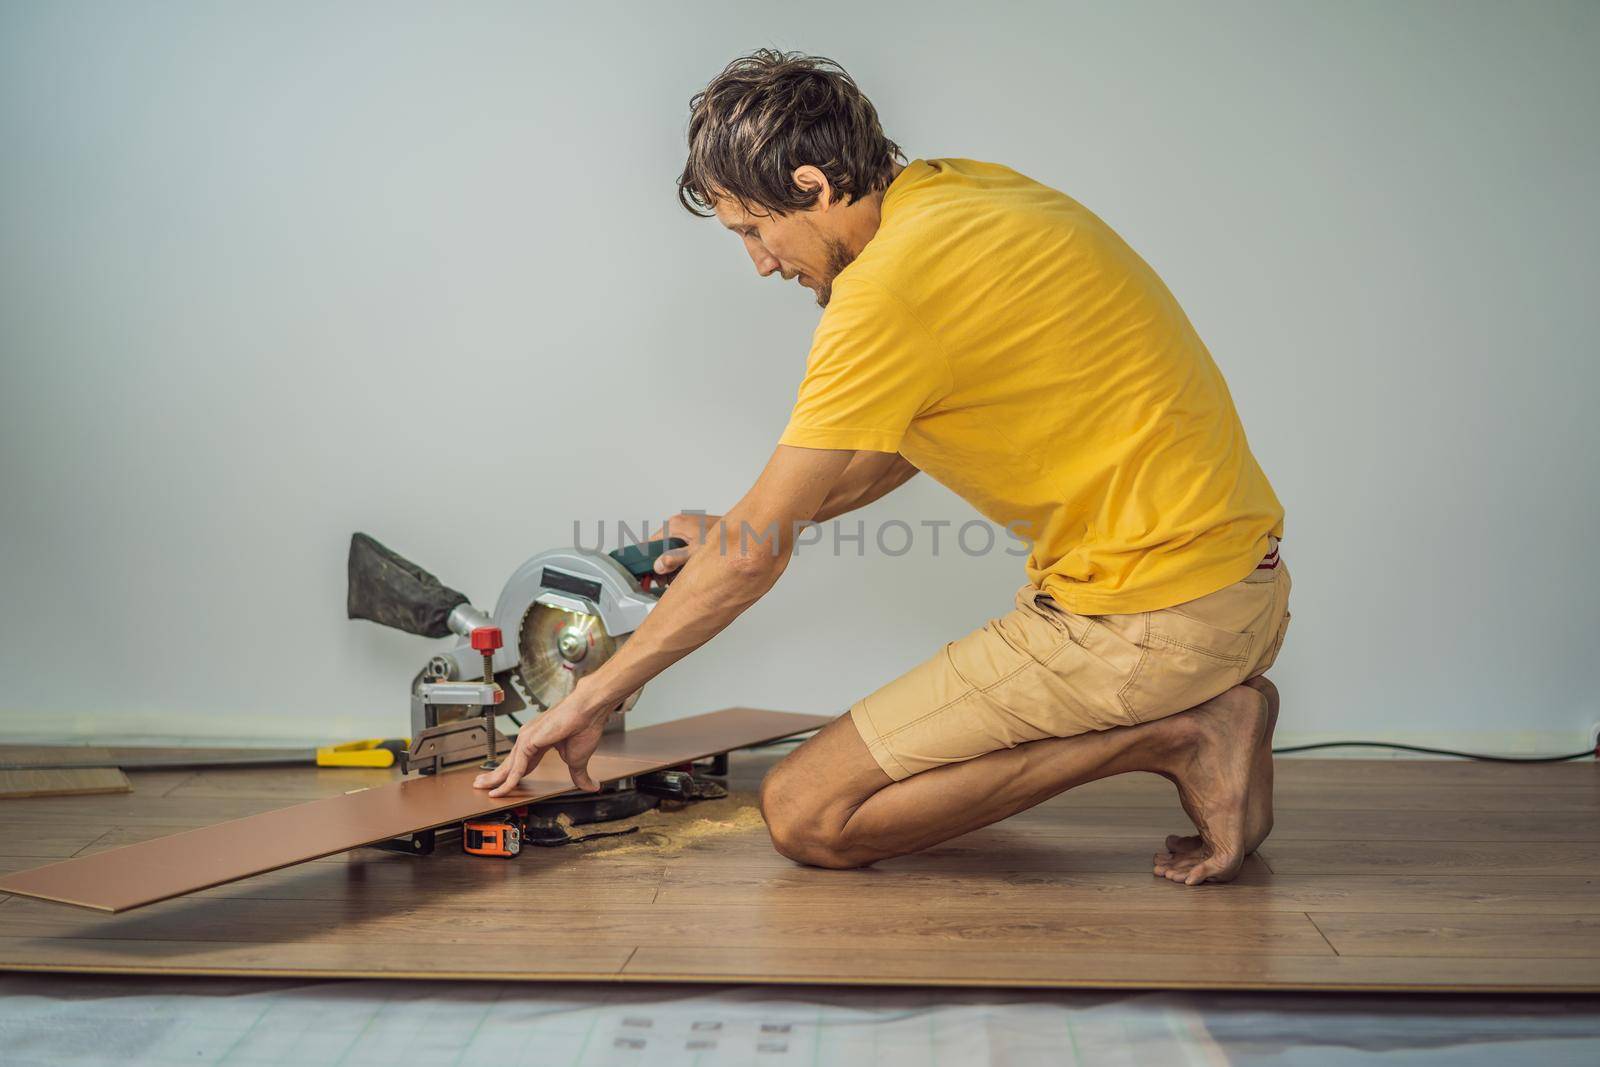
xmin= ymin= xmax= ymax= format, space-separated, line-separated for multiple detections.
xmin=3 ymin=1 xmax=1597 ymax=752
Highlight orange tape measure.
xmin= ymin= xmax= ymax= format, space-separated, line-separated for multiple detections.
xmin=463 ymin=814 xmax=522 ymax=858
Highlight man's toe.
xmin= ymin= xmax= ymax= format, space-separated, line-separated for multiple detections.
xmin=1185 ymin=854 xmax=1242 ymax=885
xmin=1159 ymin=848 xmax=1220 ymax=884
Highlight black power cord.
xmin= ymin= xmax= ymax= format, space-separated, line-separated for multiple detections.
xmin=745 ymin=733 xmax=1597 ymax=763
xmin=1269 ymin=740 xmax=1595 ymax=763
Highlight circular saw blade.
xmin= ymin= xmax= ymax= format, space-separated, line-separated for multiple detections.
xmin=517 ymin=602 xmax=618 ymax=711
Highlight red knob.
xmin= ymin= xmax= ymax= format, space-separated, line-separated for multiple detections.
xmin=470 ymin=626 xmax=503 ymax=652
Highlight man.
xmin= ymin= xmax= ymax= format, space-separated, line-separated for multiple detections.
xmin=474 ymin=49 xmax=1291 ymax=886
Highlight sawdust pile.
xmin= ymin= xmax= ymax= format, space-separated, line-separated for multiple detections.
xmin=582 ymin=789 xmax=767 ymax=857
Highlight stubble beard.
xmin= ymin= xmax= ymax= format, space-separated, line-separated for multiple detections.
xmin=813 ymin=237 xmax=857 ymax=309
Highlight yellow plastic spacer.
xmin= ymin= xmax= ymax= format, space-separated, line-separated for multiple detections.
xmin=315 ymin=738 xmax=408 ymax=768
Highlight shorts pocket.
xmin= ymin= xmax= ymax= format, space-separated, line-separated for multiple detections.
xmin=1251 ymin=609 xmax=1292 ymax=678
xmin=1150 ymin=607 xmax=1254 ymax=664
xmin=1119 ymin=602 xmax=1255 ymax=724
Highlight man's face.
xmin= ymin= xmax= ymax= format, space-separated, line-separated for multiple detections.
xmin=714 ymin=196 xmax=855 ymax=308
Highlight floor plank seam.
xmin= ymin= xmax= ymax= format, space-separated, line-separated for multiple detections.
xmin=69 ymin=828 xmax=119 ymax=859
xmin=159 ymin=773 xmax=200 ymax=798
xmin=1305 ymin=913 xmax=1341 ymax=956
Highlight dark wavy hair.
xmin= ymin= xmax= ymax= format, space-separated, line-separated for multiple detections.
xmin=678 ymin=49 xmax=904 ymax=218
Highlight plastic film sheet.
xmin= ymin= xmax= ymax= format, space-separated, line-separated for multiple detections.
xmin=1 ymin=976 xmax=1597 ymax=1065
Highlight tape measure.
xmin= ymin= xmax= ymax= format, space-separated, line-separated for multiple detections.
xmin=463 ymin=816 xmax=521 ymax=858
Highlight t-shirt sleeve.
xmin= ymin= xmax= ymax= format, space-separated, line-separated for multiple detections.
xmin=778 ymin=277 xmax=952 ymax=454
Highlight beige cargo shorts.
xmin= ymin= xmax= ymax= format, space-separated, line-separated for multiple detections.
xmin=850 ymin=537 xmax=1292 ymax=781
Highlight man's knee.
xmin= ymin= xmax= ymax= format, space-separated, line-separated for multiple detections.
xmin=758 ymin=762 xmax=863 ymax=869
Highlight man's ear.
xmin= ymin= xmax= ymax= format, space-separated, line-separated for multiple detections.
xmin=791 ymin=165 xmax=833 ymax=211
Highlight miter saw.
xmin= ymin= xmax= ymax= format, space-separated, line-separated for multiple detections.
xmin=345 ymin=531 xmax=726 ymax=847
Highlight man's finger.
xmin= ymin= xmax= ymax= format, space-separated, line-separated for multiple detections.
xmin=654 ymin=547 xmax=691 ymax=574
xmin=569 ymin=759 xmax=599 ymax=792
xmin=486 ymin=748 xmax=537 ymax=796
xmin=487 ymin=744 xmax=540 ymax=798
xmin=472 ymin=760 xmax=511 ymax=790
xmin=473 ymin=739 xmax=531 ymax=790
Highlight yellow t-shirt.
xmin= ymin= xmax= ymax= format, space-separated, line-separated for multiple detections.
xmin=779 ymin=157 xmax=1285 ymax=614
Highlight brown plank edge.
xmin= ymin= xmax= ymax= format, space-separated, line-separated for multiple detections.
xmin=0 ymin=767 xmax=132 ymax=800
xmin=0 ymin=707 xmax=828 ymax=914
xmin=0 ymin=744 xmax=314 ymax=771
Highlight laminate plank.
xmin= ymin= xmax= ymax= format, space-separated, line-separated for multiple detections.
xmin=1311 ymin=912 xmax=1600 ymax=959
xmin=0 ymin=935 xmax=634 ymax=979
xmin=163 ymin=853 xmax=662 ymax=905
xmin=1258 ymin=841 xmax=1600 ymax=876
xmin=0 ymin=794 xmax=318 ymax=826
xmin=0 ymin=708 xmax=828 ymax=912
xmin=0 ymin=897 xmax=1331 ymax=956
xmin=0 ymin=747 xmax=119 ymax=769
xmin=1 ymin=857 xmax=66 ymax=876
xmin=1 ymin=935 xmax=1593 ymax=991
xmin=68 ymin=826 xmax=666 ymax=878
xmin=0 ymin=768 xmax=131 ymax=800
xmin=71 ymin=825 xmax=362 ymax=853
xmin=46 ymin=848 xmax=663 ymax=905
xmin=0 ymin=826 xmax=113 ymax=859
xmin=1 ymin=933 xmax=1589 ymax=991
xmin=161 ymin=766 xmax=406 ymax=800
xmin=621 ymin=946 xmax=1600 ymax=992
xmin=654 ymin=869 xmax=1600 ymax=915
xmin=120 ymin=771 xmax=200 ymax=796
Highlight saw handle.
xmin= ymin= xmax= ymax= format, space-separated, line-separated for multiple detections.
xmin=608 ymin=537 xmax=689 ymax=583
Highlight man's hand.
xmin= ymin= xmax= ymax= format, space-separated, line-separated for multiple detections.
xmin=652 ymin=512 xmax=724 ymax=577
xmin=472 ymin=694 xmax=608 ymax=798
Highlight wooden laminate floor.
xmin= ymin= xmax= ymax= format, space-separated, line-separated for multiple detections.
xmin=0 ymin=751 xmax=1595 ymax=991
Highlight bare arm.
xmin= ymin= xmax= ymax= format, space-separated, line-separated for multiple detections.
xmin=813 ymin=451 xmax=919 ymax=522
xmin=646 ymin=451 xmax=918 ymax=576
xmin=475 ymin=444 xmax=855 ymax=796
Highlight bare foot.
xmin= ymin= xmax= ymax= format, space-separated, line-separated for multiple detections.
xmin=1145 ymin=683 xmax=1268 ymax=885
xmin=1158 ymin=676 xmax=1279 ymax=873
